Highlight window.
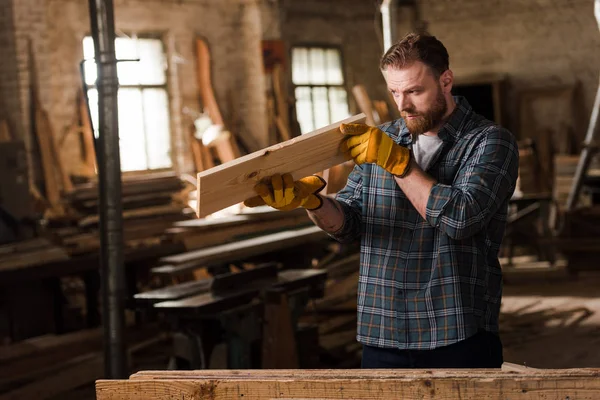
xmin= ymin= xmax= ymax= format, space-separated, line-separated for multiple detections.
xmin=83 ymin=36 xmax=172 ymax=172
xmin=291 ymin=46 xmax=349 ymax=134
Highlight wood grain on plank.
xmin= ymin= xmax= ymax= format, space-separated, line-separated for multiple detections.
xmin=97 ymin=368 xmax=600 ymax=400
xmin=196 ymin=113 xmax=365 ymax=217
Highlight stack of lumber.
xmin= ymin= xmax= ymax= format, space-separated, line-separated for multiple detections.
xmin=0 ymin=325 xmax=168 ymax=400
xmin=165 ymin=206 xmax=312 ymax=251
xmin=0 ymin=238 xmax=69 ymax=273
xmin=53 ymin=172 xmax=193 ymax=255
xmin=96 ymin=367 xmax=600 ymax=400
xmin=553 ymin=154 xmax=600 ymax=209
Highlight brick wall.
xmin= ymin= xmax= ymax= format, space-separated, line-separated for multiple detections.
xmin=0 ymin=0 xmax=21 ymax=140
xmin=282 ymin=0 xmax=392 ymax=118
xmin=418 ymin=0 xmax=600 ymax=139
xmin=282 ymin=0 xmax=600 ymax=146
xmin=3 ymin=0 xmax=599 ymax=178
xmin=0 ymin=0 xmax=268 ymax=176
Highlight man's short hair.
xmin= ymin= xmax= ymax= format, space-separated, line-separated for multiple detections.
xmin=380 ymin=32 xmax=449 ymax=78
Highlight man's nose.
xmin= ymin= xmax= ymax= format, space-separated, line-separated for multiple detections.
xmin=395 ymin=94 xmax=411 ymax=112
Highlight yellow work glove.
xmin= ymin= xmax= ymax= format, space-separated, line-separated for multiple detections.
xmin=340 ymin=123 xmax=411 ymax=177
xmin=243 ymin=173 xmax=327 ymax=211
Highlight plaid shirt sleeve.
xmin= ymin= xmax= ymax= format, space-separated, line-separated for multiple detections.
xmin=425 ymin=126 xmax=519 ymax=240
xmin=329 ymin=164 xmax=363 ymax=243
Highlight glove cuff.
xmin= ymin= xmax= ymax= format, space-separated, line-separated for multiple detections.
xmin=304 ymin=194 xmax=324 ymax=211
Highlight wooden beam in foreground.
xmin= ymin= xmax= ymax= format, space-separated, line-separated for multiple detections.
xmin=96 ymin=367 xmax=600 ymax=400
xmin=196 ymin=114 xmax=366 ymax=218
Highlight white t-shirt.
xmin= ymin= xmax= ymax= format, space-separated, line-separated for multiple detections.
xmin=412 ymin=134 xmax=444 ymax=171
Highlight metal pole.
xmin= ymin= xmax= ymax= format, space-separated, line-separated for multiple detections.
xmin=87 ymin=0 xmax=127 ymax=378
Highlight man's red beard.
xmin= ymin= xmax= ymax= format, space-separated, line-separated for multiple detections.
xmin=401 ymin=87 xmax=447 ymax=135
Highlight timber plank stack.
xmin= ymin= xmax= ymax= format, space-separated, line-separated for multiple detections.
xmin=164 ymin=206 xmax=312 ymax=251
xmin=54 ymin=171 xmax=193 ymax=255
xmin=96 ymin=367 xmax=600 ymax=400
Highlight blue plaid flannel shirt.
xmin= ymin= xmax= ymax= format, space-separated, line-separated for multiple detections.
xmin=331 ymin=96 xmax=519 ymax=350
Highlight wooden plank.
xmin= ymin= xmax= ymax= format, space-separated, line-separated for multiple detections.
xmin=206 ymin=130 xmax=241 ymax=163
xmin=40 ymin=107 xmax=74 ymax=193
xmin=195 ymin=38 xmax=224 ymax=126
xmin=0 ymin=120 xmax=12 ymax=142
xmin=373 ymin=100 xmax=392 ymax=124
xmin=352 ymin=84 xmax=378 ymax=126
xmin=97 ymin=368 xmax=600 ymax=400
xmin=275 ymin=116 xmax=292 ymax=142
xmin=177 ymin=214 xmax=311 ymax=251
xmin=0 ymin=247 xmax=69 ymax=272
xmin=189 ymin=126 xmax=205 ymax=172
xmin=152 ymin=226 xmax=327 ymax=277
xmin=78 ymin=204 xmax=183 ymax=227
xmin=196 ymin=113 xmax=365 ymax=217
xmin=272 ymin=64 xmax=290 ymax=141
xmin=4 ymin=332 xmax=167 ymax=400
xmin=0 ymin=328 xmax=101 ymax=364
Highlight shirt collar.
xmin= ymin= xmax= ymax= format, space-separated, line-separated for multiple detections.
xmin=390 ymin=96 xmax=473 ymax=144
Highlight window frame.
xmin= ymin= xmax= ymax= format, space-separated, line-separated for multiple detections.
xmin=82 ymin=32 xmax=173 ymax=174
xmin=290 ymin=43 xmax=349 ymax=133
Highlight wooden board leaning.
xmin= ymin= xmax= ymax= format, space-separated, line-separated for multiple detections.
xmin=196 ymin=113 xmax=366 ymax=217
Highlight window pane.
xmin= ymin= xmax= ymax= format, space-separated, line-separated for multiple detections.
xmin=137 ymin=39 xmax=166 ymax=85
xmin=143 ymin=89 xmax=172 ymax=169
xmin=292 ymin=48 xmax=309 ymax=85
xmin=325 ymin=49 xmax=343 ymax=85
xmin=312 ymin=87 xmax=329 ymax=128
xmin=83 ymin=37 xmax=97 ymax=85
xmin=115 ymin=38 xmax=139 ymax=85
xmin=329 ymin=87 xmax=350 ymax=122
xmin=308 ymin=48 xmax=326 ymax=84
xmin=86 ymin=89 xmax=99 ymax=137
xmin=295 ymin=87 xmax=314 ymax=134
xmin=118 ymin=89 xmax=148 ymax=171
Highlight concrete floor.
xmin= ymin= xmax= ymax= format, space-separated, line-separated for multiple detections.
xmin=501 ymin=271 xmax=600 ymax=368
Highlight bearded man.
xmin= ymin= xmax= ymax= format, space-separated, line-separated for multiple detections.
xmin=244 ymin=32 xmax=519 ymax=368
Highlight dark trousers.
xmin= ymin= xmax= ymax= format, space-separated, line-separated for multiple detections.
xmin=361 ymin=330 xmax=503 ymax=369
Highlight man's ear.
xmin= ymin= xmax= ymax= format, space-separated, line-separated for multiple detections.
xmin=440 ymin=70 xmax=453 ymax=93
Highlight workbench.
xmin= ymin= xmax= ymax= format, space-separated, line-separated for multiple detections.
xmin=134 ymin=260 xmax=328 ymax=370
